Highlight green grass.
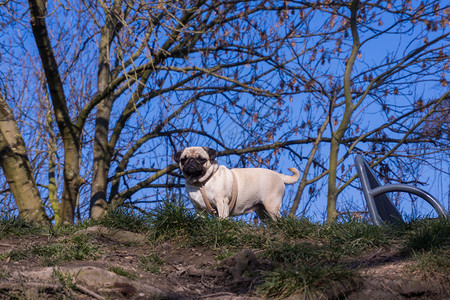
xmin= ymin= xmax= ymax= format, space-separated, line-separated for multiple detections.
xmin=148 ymin=199 xmax=198 ymax=239
xmin=265 ymin=241 xmax=340 ymax=265
xmin=0 ymin=205 xmax=448 ymax=298
xmin=403 ymin=217 xmax=450 ymax=279
xmin=259 ymin=222 xmax=361 ymax=298
xmin=36 ymin=235 xmax=101 ymax=266
xmin=139 ymin=253 xmax=165 ymax=274
xmin=52 ymin=267 xmax=77 ymax=290
xmin=412 ymin=248 xmax=450 ymax=274
xmin=405 ymin=217 xmax=449 ymax=252
xmin=108 ymin=266 xmax=138 ymax=280
xmin=269 ymin=216 xmax=320 ymax=239
xmin=0 ymin=216 xmax=44 ymax=238
xmin=98 ymin=207 xmax=151 ymax=233
xmin=259 ymin=263 xmax=358 ymax=299
xmin=188 ymin=216 xmax=249 ymax=248
xmin=147 ymin=199 xmax=252 ymax=248
xmin=320 ymin=221 xmax=398 ymax=256
xmin=3 ymin=234 xmax=101 ymax=266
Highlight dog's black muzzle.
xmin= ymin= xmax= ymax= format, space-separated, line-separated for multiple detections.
xmin=182 ymin=158 xmax=206 ymax=179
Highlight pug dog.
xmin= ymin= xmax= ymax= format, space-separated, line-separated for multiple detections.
xmin=173 ymin=147 xmax=300 ymax=221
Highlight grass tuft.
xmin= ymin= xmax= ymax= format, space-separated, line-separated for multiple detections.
xmin=270 ymin=217 xmax=320 ymax=239
xmin=4 ymin=234 xmax=101 ymax=266
xmin=260 ymin=237 xmax=357 ymax=298
xmin=148 ymin=199 xmax=198 ymax=238
xmin=139 ymin=253 xmax=165 ymax=274
xmin=259 ymin=263 xmax=358 ymax=298
xmin=406 ymin=217 xmax=450 ymax=252
xmin=98 ymin=207 xmax=151 ymax=233
xmin=0 ymin=216 xmax=44 ymax=237
xmin=52 ymin=267 xmax=77 ymax=290
xmin=189 ymin=216 xmax=246 ymax=248
xmin=108 ymin=266 xmax=138 ymax=280
xmin=147 ymin=200 xmax=269 ymax=250
xmin=411 ymin=248 xmax=450 ymax=275
xmin=319 ymin=220 xmax=397 ymax=256
xmin=265 ymin=241 xmax=339 ymax=265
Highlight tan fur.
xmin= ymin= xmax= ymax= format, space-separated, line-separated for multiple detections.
xmin=174 ymin=147 xmax=300 ymax=221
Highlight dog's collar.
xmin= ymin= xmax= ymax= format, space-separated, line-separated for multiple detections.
xmin=189 ymin=165 xmax=219 ymax=188
xmin=199 ymin=169 xmax=238 ymax=216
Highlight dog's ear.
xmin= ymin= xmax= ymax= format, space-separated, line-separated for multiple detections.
xmin=173 ymin=150 xmax=182 ymax=163
xmin=203 ymin=147 xmax=218 ymax=161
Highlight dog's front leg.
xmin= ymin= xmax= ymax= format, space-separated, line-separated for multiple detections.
xmin=215 ymin=197 xmax=229 ymax=218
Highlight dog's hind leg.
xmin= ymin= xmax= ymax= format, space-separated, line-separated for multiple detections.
xmin=261 ymin=195 xmax=282 ymax=221
xmin=255 ymin=203 xmax=279 ymax=223
xmin=255 ymin=205 xmax=269 ymax=223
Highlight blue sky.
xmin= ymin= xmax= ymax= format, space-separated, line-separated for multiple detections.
xmin=0 ymin=0 xmax=448 ymax=223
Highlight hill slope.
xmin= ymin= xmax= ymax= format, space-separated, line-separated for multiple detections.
xmin=0 ymin=207 xmax=448 ymax=299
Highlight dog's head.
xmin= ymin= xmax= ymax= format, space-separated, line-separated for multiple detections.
xmin=173 ymin=147 xmax=218 ymax=184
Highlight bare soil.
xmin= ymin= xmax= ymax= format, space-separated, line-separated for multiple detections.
xmin=0 ymin=226 xmax=448 ymax=299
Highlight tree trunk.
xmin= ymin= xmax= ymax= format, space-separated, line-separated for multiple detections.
xmin=90 ymin=0 xmax=123 ymax=219
xmin=28 ymin=0 xmax=83 ymax=224
xmin=46 ymin=110 xmax=60 ymax=226
xmin=60 ymin=137 xmax=83 ymax=224
xmin=326 ymin=0 xmax=360 ymax=223
xmin=0 ymin=96 xmax=49 ymax=224
xmin=326 ymin=139 xmax=340 ymax=223
xmin=90 ymin=99 xmax=114 ymax=219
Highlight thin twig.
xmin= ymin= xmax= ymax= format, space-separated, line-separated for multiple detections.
xmin=74 ymin=284 xmax=105 ymax=300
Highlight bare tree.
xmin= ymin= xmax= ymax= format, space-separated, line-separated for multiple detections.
xmin=0 ymin=0 xmax=447 ymax=224
xmin=281 ymin=0 xmax=449 ymax=222
xmin=0 ymin=94 xmax=49 ymax=224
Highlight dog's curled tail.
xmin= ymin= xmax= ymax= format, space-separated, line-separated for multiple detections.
xmin=280 ymin=167 xmax=300 ymax=184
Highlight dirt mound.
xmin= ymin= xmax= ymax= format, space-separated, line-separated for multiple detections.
xmin=0 ymin=226 xmax=448 ymax=299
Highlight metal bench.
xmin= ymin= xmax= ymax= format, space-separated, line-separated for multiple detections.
xmin=354 ymin=155 xmax=448 ymax=226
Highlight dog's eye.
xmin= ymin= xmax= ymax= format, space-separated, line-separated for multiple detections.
xmin=180 ymin=157 xmax=187 ymax=163
xmin=198 ymin=157 xmax=207 ymax=164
